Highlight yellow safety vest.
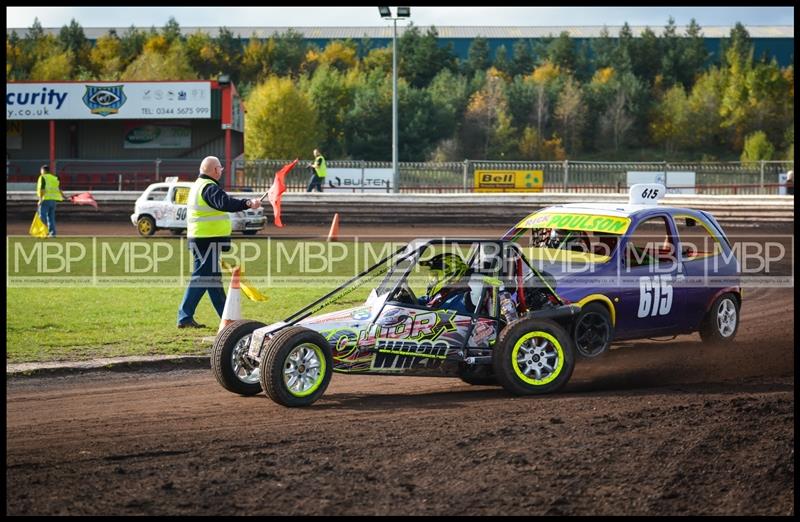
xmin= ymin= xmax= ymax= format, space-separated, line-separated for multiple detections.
xmin=187 ymin=178 xmax=232 ymax=238
xmin=37 ymin=173 xmax=64 ymax=201
xmin=314 ymin=155 xmax=327 ymax=178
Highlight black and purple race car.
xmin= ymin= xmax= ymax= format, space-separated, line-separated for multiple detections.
xmin=502 ymin=183 xmax=742 ymax=357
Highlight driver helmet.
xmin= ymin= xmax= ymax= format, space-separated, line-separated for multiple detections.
xmin=547 ymin=229 xmax=584 ymax=250
xmin=420 ymin=253 xmax=469 ymax=297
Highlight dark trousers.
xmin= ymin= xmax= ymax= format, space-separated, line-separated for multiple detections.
xmin=307 ymin=174 xmax=324 ymax=192
xmin=39 ymin=200 xmax=57 ymax=236
xmin=177 ymin=238 xmax=229 ymax=325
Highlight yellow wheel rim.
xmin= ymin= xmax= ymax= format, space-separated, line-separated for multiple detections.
xmin=139 ymin=220 xmax=152 ymax=234
xmin=511 ymin=331 xmax=564 ymax=385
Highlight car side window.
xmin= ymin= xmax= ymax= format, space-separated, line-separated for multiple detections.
xmin=146 ymin=187 xmax=169 ymax=201
xmin=172 ymin=187 xmax=189 ymax=205
xmin=624 ymin=216 xmax=676 ymax=268
xmin=674 ymin=216 xmax=723 ymax=261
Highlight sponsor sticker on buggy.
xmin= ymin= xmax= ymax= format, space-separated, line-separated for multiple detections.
xmin=517 ymin=212 xmax=631 ymax=234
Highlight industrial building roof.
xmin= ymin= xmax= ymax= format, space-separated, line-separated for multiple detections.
xmin=6 ymin=25 xmax=794 ymax=39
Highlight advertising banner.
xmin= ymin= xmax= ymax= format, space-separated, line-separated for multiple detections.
xmin=474 ymin=170 xmax=544 ymax=192
xmin=324 ymin=168 xmax=392 ymax=192
xmin=6 ymin=82 xmax=212 ymax=120
xmin=123 ymin=122 xmax=191 ymax=149
xmin=626 ymin=171 xmax=696 ymax=194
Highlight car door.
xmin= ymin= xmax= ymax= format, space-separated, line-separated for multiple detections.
xmin=673 ymin=213 xmax=729 ymax=332
xmin=615 ymin=214 xmax=681 ymax=337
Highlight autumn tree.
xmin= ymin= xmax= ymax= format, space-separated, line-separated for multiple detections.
xmin=650 ymin=84 xmax=690 ymax=154
xmin=245 ymin=76 xmax=321 ymax=159
xmin=554 ymin=76 xmax=586 ymax=154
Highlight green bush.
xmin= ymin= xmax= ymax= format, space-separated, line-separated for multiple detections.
xmin=740 ymin=131 xmax=775 ymax=163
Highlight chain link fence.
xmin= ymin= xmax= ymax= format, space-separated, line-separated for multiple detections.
xmin=6 ymin=157 xmax=794 ymax=195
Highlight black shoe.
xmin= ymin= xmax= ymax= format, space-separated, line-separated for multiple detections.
xmin=177 ymin=320 xmax=206 ymax=329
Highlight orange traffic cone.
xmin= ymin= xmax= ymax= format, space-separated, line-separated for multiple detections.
xmin=219 ymin=267 xmax=242 ymax=332
xmin=327 ymin=212 xmax=340 ymax=242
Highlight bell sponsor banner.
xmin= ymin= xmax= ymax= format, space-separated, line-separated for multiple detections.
xmin=123 ymin=122 xmax=191 ymax=149
xmin=474 ymin=170 xmax=544 ymax=192
xmin=325 ymin=168 xmax=392 ymax=192
xmin=6 ymin=82 xmax=212 ymax=120
xmin=627 ymin=171 xmax=696 ymax=194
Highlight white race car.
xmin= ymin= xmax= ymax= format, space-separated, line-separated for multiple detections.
xmin=130 ymin=178 xmax=267 ymax=237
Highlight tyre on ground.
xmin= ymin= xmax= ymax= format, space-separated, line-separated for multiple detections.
xmin=212 ymin=320 xmax=267 ymax=396
xmin=699 ymin=292 xmax=740 ymax=344
xmin=136 ymin=215 xmax=156 ymax=237
xmin=493 ymin=317 xmax=575 ymax=395
xmin=572 ymin=302 xmax=613 ymax=358
xmin=259 ymin=326 xmax=333 ymax=407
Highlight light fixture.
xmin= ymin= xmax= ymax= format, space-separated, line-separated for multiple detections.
xmin=397 ymin=6 xmax=410 ymax=17
xmin=378 ymin=6 xmax=391 ymax=17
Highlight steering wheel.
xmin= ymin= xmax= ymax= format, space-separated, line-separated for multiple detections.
xmin=392 ymin=281 xmax=418 ymax=304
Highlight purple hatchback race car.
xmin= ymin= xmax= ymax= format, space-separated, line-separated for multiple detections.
xmin=502 ymin=183 xmax=742 ymax=358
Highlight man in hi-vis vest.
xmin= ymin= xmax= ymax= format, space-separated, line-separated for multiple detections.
xmin=37 ymin=164 xmax=65 ymax=237
xmin=176 ymin=156 xmax=262 ymax=329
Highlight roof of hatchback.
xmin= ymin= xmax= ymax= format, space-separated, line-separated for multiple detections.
xmin=543 ymin=202 xmax=690 ymax=217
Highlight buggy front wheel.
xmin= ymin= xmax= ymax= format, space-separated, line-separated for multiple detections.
xmin=260 ymin=326 xmax=333 ymax=407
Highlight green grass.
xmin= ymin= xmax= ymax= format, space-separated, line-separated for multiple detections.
xmin=6 ymin=237 xmax=401 ymax=363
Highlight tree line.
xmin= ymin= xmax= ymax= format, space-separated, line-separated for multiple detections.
xmin=6 ymin=17 xmax=794 ymax=163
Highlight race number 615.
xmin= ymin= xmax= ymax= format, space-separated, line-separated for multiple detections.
xmin=638 ymin=274 xmax=673 ymax=318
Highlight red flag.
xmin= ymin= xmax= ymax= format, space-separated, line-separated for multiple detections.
xmin=267 ymin=159 xmax=297 ymax=227
xmin=69 ymin=192 xmax=98 ymax=209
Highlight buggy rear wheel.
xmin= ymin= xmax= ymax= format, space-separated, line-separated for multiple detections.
xmin=212 ymin=320 xmax=267 ymax=396
xmin=493 ymin=318 xmax=575 ymax=395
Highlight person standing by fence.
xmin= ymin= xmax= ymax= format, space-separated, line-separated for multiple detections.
xmin=176 ymin=156 xmax=262 ymax=329
xmin=306 ymin=149 xmax=327 ymax=192
xmin=37 ymin=164 xmax=65 ymax=237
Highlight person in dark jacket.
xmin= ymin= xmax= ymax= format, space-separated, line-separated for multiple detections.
xmin=176 ymin=156 xmax=262 ymax=329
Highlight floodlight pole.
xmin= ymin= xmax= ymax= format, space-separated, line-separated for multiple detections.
xmin=392 ymin=17 xmax=398 ymax=193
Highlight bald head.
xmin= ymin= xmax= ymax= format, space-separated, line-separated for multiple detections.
xmin=200 ymin=156 xmax=223 ymax=179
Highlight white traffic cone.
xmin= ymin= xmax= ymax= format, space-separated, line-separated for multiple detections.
xmin=219 ymin=267 xmax=242 ymax=332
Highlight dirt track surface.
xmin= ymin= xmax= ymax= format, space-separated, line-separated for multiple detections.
xmin=6 ymin=222 xmax=794 ymax=515
xmin=7 ymin=285 xmax=794 ymax=516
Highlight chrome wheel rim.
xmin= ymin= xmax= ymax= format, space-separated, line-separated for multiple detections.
xmin=231 ymin=334 xmax=260 ymax=384
xmin=516 ymin=337 xmax=559 ymax=381
xmin=283 ymin=344 xmax=323 ymax=395
xmin=717 ymin=298 xmax=737 ymax=338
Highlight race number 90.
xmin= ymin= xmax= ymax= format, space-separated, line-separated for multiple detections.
xmin=638 ymin=275 xmax=673 ymax=318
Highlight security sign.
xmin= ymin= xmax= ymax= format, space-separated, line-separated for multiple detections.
xmin=6 ymin=82 xmax=212 ymax=120
xmin=82 ymin=85 xmax=127 ymax=117
xmin=474 ymin=170 xmax=544 ymax=192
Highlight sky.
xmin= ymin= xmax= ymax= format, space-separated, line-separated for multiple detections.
xmin=5 ymin=6 xmax=795 ymax=29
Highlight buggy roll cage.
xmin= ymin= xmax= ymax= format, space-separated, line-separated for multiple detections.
xmin=281 ymin=239 xmax=565 ymax=328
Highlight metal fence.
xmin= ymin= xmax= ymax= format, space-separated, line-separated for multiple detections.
xmin=6 ymin=157 xmax=794 ymax=195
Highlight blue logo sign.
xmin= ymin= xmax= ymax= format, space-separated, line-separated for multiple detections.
xmin=82 ymin=85 xmax=127 ymax=117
